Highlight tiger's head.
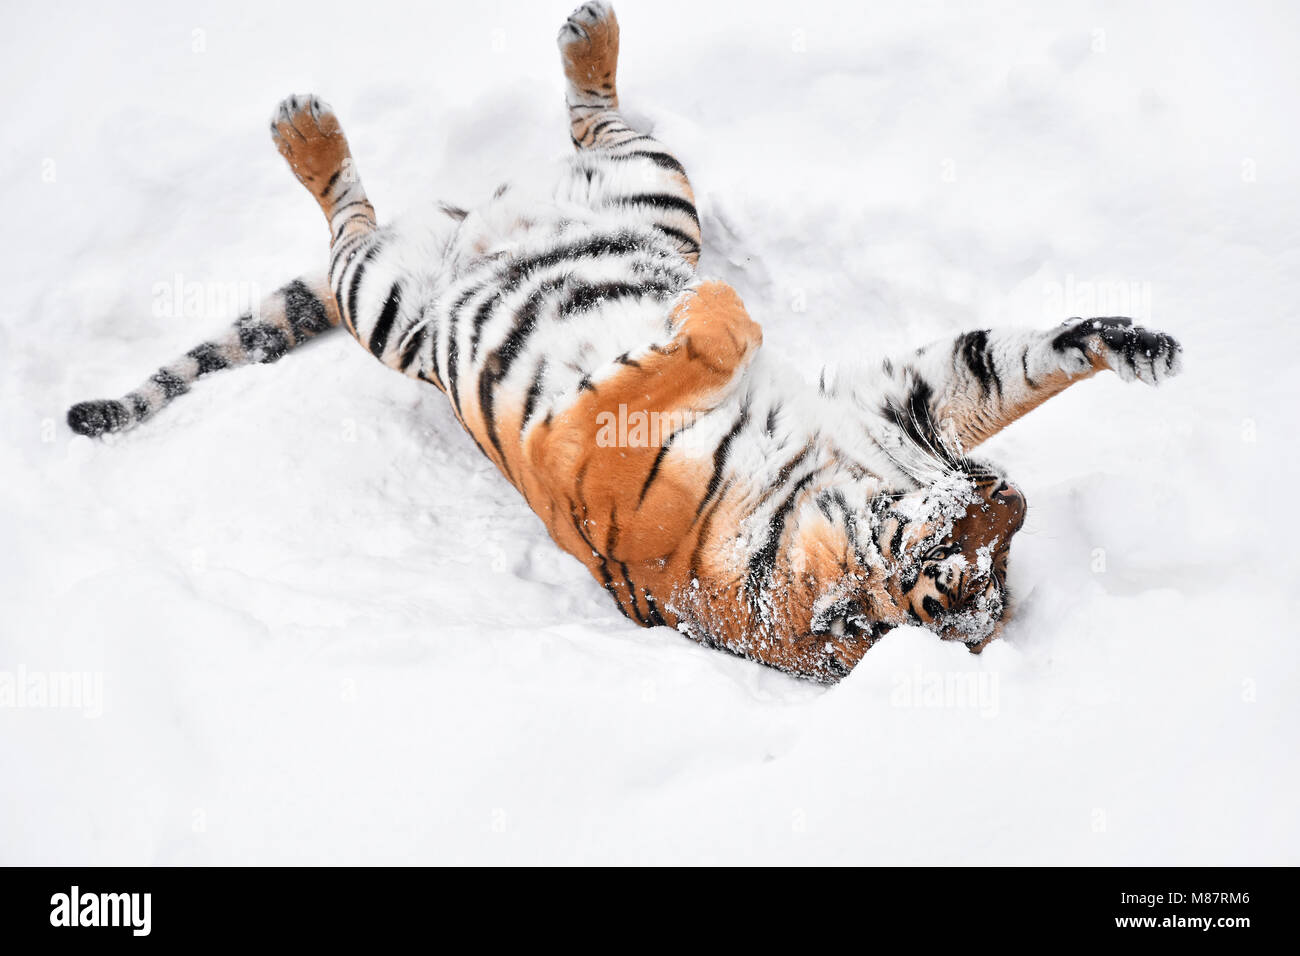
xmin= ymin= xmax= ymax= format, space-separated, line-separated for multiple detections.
xmin=810 ymin=470 xmax=1026 ymax=652
xmin=876 ymin=471 xmax=1026 ymax=646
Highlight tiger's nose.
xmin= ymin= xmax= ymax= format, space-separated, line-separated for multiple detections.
xmin=991 ymin=481 xmax=1027 ymax=531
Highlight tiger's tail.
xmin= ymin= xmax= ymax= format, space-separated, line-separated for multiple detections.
xmin=67 ymin=272 xmax=340 ymax=437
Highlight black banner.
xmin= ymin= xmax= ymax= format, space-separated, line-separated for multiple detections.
xmin=0 ymin=866 xmax=1286 ymax=944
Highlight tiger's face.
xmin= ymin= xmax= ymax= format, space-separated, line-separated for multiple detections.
xmin=873 ymin=474 xmax=1026 ymax=647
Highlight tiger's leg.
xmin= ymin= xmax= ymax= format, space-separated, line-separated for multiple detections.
xmin=868 ymin=318 xmax=1184 ymax=456
xmin=558 ymin=2 xmax=701 ymax=267
xmin=67 ymin=273 xmax=339 ymax=436
xmin=271 ymin=95 xmax=433 ymax=380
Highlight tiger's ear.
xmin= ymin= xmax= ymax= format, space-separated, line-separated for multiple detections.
xmin=669 ymin=281 xmax=763 ymax=377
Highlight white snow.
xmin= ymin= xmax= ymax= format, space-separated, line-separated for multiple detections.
xmin=2 ymin=0 xmax=1297 ymax=864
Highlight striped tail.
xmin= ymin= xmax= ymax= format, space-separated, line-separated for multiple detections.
xmin=67 ymin=273 xmax=340 ymax=437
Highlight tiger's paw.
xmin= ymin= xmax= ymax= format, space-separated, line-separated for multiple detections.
xmin=558 ymin=2 xmax=620 ymax=101
xmin=270 ymin=94 xmax=351 ymax=196
xmin=1051 ymin=317 xmax=1184 ymax=385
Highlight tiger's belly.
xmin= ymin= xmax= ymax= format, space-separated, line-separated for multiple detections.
xmin=416 ymin=205 xmax=694 ymax=466
xmin=373 ymin=182 xmax=716 ymax=619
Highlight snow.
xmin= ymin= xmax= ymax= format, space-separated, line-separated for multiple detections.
xmin=3 ymin=0 xmax=1297 ymax=864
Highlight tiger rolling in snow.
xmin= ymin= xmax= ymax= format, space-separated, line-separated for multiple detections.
xmin=67 ymin=2 xmax=1183 ymax=682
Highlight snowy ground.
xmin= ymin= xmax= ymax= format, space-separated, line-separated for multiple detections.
xmin=2 ymin=0 xmax=1297 ymax=864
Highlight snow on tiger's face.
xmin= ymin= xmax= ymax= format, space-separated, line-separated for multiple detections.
xmin=875 ymin=473 xmax=1027 ymax=647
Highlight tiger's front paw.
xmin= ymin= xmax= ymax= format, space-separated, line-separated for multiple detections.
xmin=270 ymin=94 xmax=350 ymax=194
xmin=1051 ymin=316 xmax=1184 ymax=385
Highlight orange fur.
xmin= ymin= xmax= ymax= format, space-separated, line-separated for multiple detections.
xmin=561 ymin=6 xmax=620 ymax=103
xmin=519 ymin=282 xmax=760 ymax=587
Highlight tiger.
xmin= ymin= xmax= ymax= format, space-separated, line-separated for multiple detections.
xmin=66 ymin=2 xmax=1183 ymax=682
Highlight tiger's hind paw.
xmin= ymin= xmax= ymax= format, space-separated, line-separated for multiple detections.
xmin=1051 ymin=317 xmax=1184 ymax=385
xmin=558 ymin=2 xmax=620 ymax=102
xmin=270 ymin=94 xmax=351 ymax=196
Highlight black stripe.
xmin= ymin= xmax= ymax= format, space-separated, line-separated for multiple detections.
xmin=772 ymin=444 xmax=812 ymax=489
xmin=611 ymin=150 xmax=687 ymax=176
xmin=827 ymin=488 xmax=859 ymax=554
xmin=642 ymin=590 xmax=668 ymax=628
xmin=416 ymin=370 xmax=445 ymax=394
xmin=619 ymin=563 xmax=648 ymax=626
xmin=368 ymin=282 xmax=403 ymax=359
xmin=67 ymin=400 xmax=130 ymax=436
xmin=477 ymin=279 xmax=567 ymax=477
xmin=462 ymin=232 xmax=658 ymax=364
xmin=187 ymin=343 xmax=227 ymax=375
xmin=608 ymin=193 xmax=700 ymax=225
xmin=604 ymin=503 xmax=621 ymax=554
xmin=330 ymin=198 xmax=369 ymax=219
xmin=463 ymin=231 xmax=666 ymax=357
xmin=695 ymin=408 xmax=749 ymax=518
xmin=333 ymin=211 xmax=374 ymax=243
xmin=469 ymin=291 xmax=505 ymax=360
xmin=496 ymin=233 xmax=649 ymax=291
xmin=520 ymin=359 xmax=548 ymax=432
xmin=637 ymin=421 xmax=693 ymax=505
xmin=651 ymin=223 xmax=701 ymax=252
xmin=320 ymin=170 xmax=341 ymax=198
xmin=688 ymin=493 xmax=729 ymax=580
xmin=557 ymin=280 xmax=672 ymax=317
xmin=399 ymin=324 xmax=427 ymax=372
xmin=958 ymin=330 xmax=999 ymax=395
xmin=565 ymin=473 xmax=631 ymax=622
xmin=889 ymin=519 xmax=905 ymax=560
xmin=745 ymin=472 xmax=817 ymax=593
xmin=880 ymin=379 xmax=956 ymax=465
xmin=150 ymin=368 xmax=189 ymax=399
xmin=607 ymin=133 xmax=654 ymax=147
xmin=581 ymin=531 xmax=630 ymax=622
xmin=346 ymin=242 xmax=382 ymax=331
xmin=237 ymin=321 xmax=289 ymax=363
xmin=329 ymin=232 xmax=368 ymax=278
xmin=444 ymin=283 xmax=490 ymax=417
xmin=281 ymin=279 xmax=332 ymax=340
